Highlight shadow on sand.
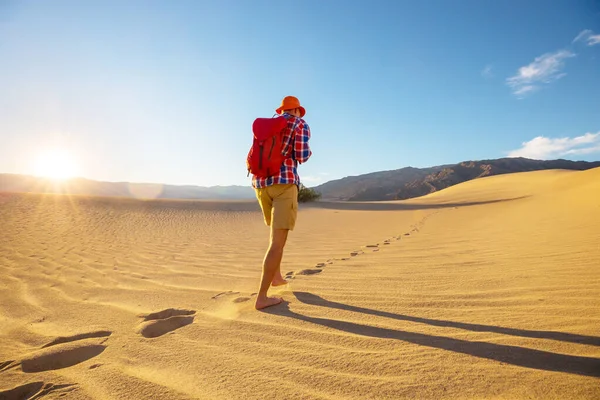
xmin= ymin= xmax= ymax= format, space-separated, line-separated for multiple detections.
xmin=264 ymin=292 xmax=600 ymax=378
xmin=303 ymin=196 xmax=528 ymax=211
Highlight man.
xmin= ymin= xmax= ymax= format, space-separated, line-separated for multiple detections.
xmin=252 ymin=96 xmax=312 ymax=310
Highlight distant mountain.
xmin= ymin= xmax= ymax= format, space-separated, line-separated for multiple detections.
xmin=0 ymin=174 xmax=256 ymax=200
xmin=313 ymin=157 xmax=600 ymax=201
xmin=4 ymin=157 xmax=599 ymax=202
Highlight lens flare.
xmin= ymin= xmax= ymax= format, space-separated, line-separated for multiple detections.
xmin=34 ymin=147 xmax=79 ymax=180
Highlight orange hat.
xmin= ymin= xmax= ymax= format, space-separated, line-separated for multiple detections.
xmin=275 ymin=96 xmax=306 ymax=118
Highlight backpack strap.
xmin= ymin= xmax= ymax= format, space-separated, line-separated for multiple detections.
xmin=269 ymin=112 xmax=299 ymax=161
xmin=283 ymin=114 xmax=299 ymax=162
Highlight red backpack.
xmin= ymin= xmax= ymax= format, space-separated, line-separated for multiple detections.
xmin=246 ymin=116 xmax=291 ymax=178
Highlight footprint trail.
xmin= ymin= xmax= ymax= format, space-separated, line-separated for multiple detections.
xmin=217 ymin=210 xmax=444 ymax=306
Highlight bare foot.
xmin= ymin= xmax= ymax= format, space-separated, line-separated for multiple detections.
xmin=255 ymin=296 xmax=283 ymax=310
xmin=271 ymin=276 xmax=289 ymax=286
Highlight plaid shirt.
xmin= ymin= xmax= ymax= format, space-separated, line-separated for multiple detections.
xmin=251 ymin=112 xmax=312 ymax=188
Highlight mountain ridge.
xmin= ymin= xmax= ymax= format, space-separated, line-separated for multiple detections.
xmin=313 ymin=157 xmax=600 ymax=201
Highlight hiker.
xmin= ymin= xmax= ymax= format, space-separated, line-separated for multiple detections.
xmin=248 ymin=96 xmax=312 ymax=310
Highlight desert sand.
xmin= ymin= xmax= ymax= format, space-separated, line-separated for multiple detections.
xmin=1 ymin=168 xmax=599 ymax=399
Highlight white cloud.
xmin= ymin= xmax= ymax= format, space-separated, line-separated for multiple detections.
xmin=573 ymin=29 xmax=600 ymax=46
xmin=506 ymin=50 xmax=575 ymax=97
xmin=300 ymin=172 xmax=333 ymax=186
xmin=566 ymin=144 xmax=600 ymax=155
xmin=507 ymin=132 xmax=600 ymax=159
xmin=573 ymin=29 xmax=593 ymax=43
xmin=481 ymin=65 xmax=494 ymax=78
xmin=300 ymin=173 xmax=330 ymax=186
xmin=513 ymin=85 xmax=536 ymax=96
xmin=301 ymin=176 xmax=321 ymax=183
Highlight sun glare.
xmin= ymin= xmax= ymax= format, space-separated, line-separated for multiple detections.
xmin=34 ymin=148 xmax=79 ymax=180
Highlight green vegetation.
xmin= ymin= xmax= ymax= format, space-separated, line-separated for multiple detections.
xmin=298 ymin=183 xmax=321 ymax=203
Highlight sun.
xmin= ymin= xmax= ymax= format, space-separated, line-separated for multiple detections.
xmin=34 ymin=147 xmax=79 ymax=180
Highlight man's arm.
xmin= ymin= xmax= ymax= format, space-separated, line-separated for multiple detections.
xmin=294 ymin=120 xmax=312 ymax=164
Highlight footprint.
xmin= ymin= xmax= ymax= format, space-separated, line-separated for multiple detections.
xmin=0 ymin=381 xmax=44 ymax=400
xmin=295 ymin=269 xmax=323 ymax=276
xmin=21 ymin=340 xmax=107 ymax=373
xmin=136 ymin=316 xmax=195 ymax=338
xmin=0 ymin=382 xmax=77 ymax=399
xmin=284 ymin=271 xmax=298 ymax=280
xmin=232 ymin=297 xmax=250 ymax=303
xmin=365 ymin=244 xmax=378 ymax=248
xmin=42 ymin=330 xmax=112 ymax=348
xmin=315 ymin=263 xmax=326 ymax=268
xmin=0 ymin=360 xmax=18 ymax=372
xmin=211 ymin=291 xmax=240 ymax=300
xmin=140 ymin=308 xmax=195 ymax=321
xmin=136 ymin=308 xmax=196 ymax=338
xmin=350 ymin=250 xmax=364 ymax=257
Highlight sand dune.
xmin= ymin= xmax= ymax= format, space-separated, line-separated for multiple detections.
xmin=1 ymin=168 xmax=599 ymax=399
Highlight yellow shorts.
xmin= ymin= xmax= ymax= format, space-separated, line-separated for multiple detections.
xmin=255 ymin=183 xmax=298 ymax=230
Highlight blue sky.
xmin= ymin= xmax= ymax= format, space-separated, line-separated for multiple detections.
xmin=1 ymin=0 xmax=599 ymax=187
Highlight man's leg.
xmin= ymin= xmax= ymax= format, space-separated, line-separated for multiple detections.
xmin=271 ymin=233 xmax=289 ymax=287
xmin=254 ymin=184 xmax=298 ymax=310
xmin=270 ymin=184 xmax=298 ymax=286
xmin=255 ymin=227 xmax=288 ymax=310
